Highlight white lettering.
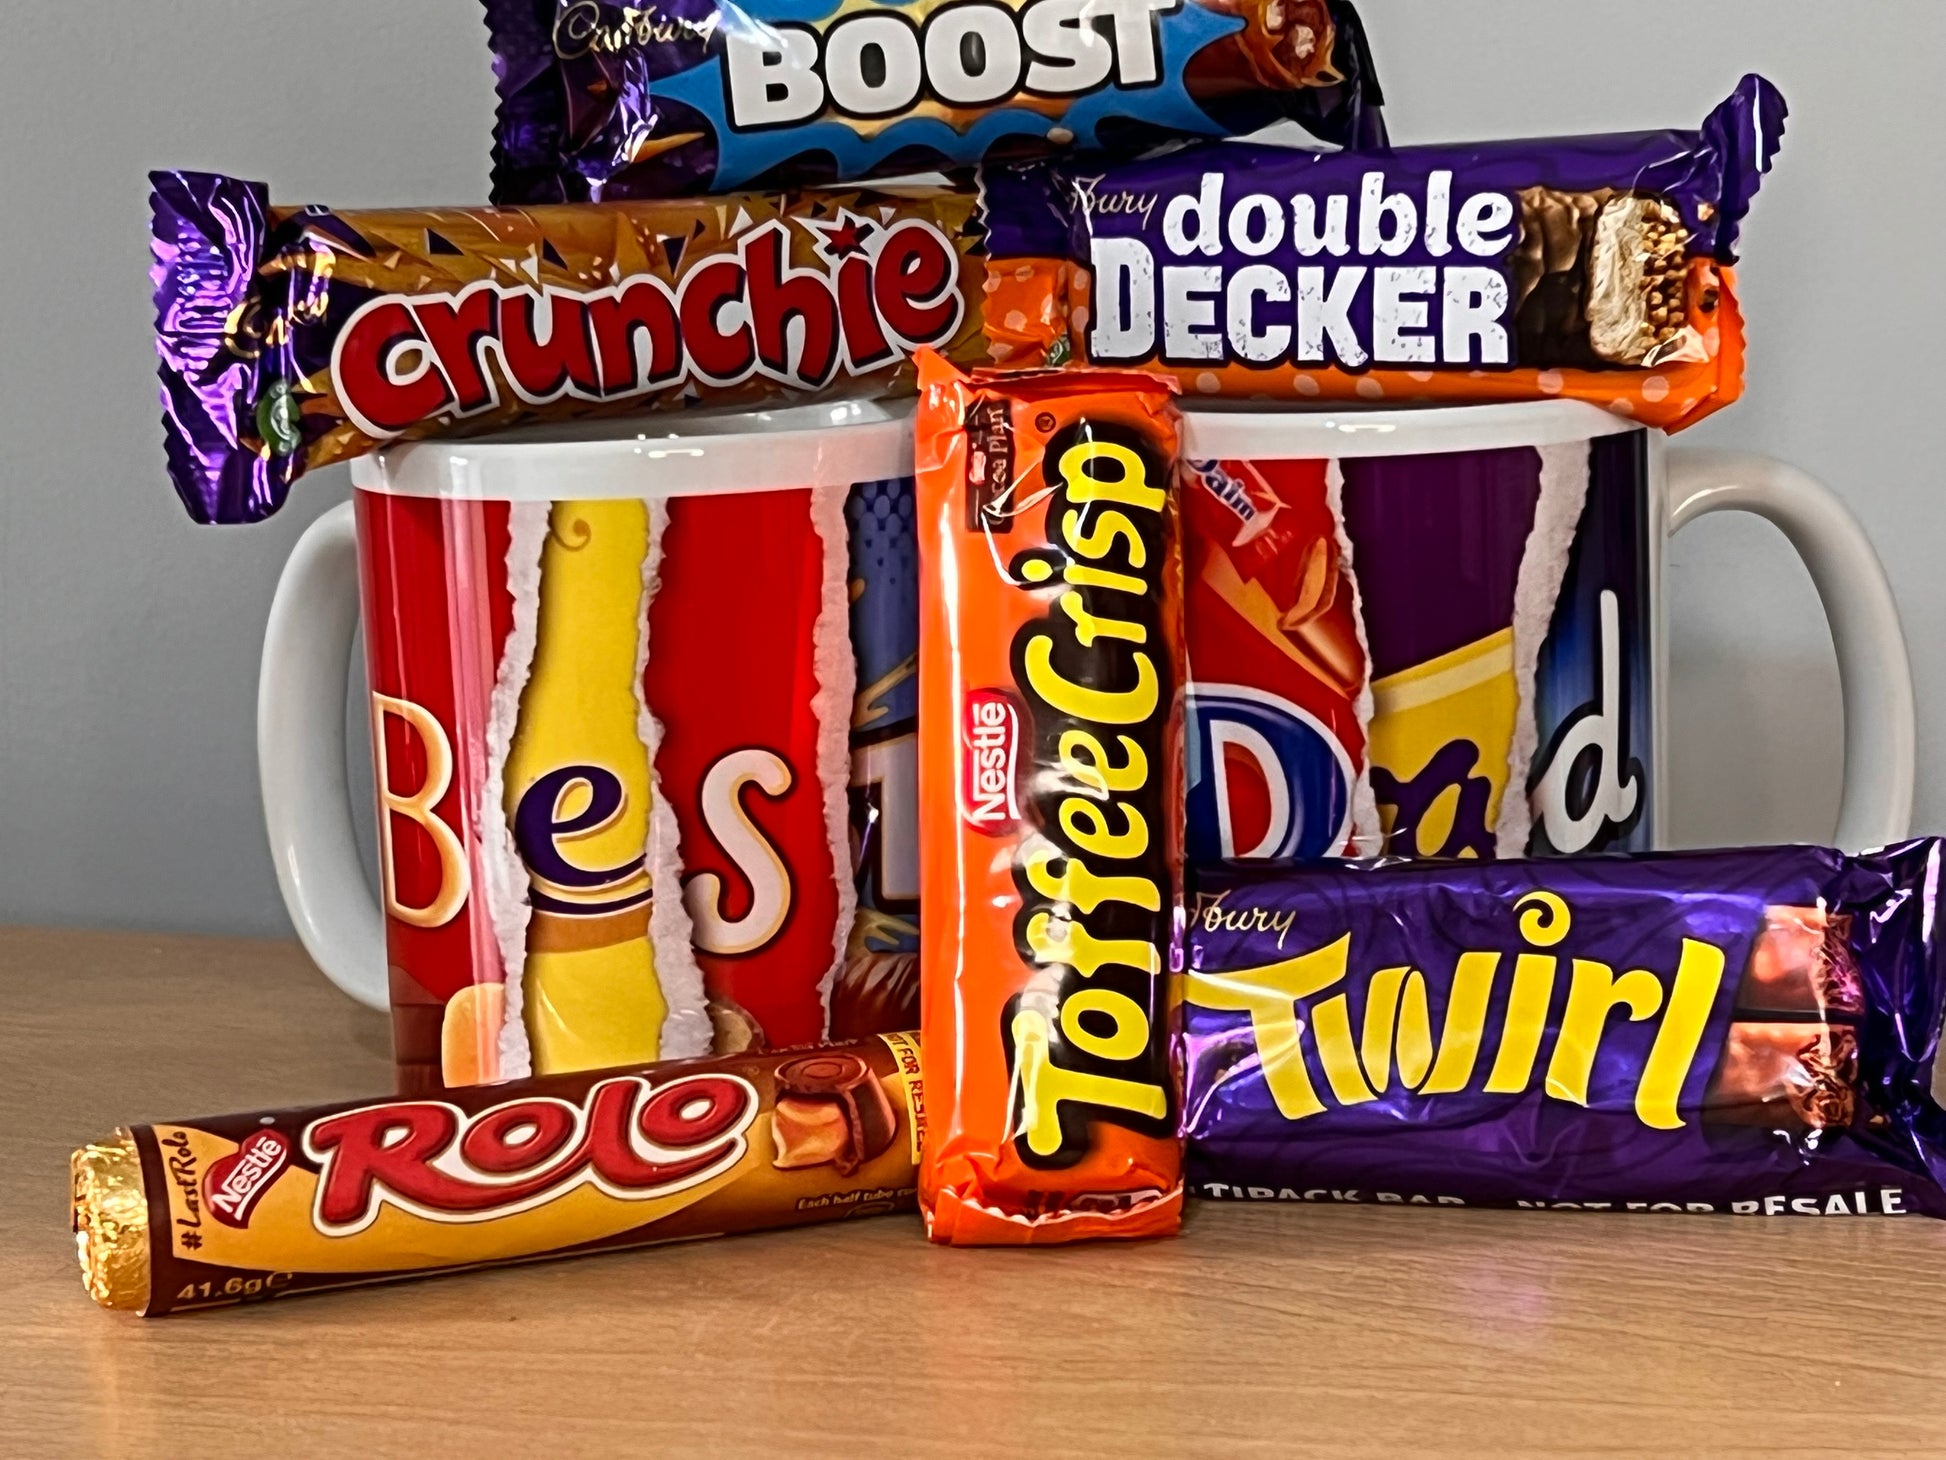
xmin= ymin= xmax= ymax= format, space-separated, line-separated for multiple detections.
xmin=1227 ymin=193 xmax=1285 ymax=257
xmin=1358 ymin=171 xmax=1418 ymax=257
xmin=1424 ymin=169 xmax=1453 ymax=257
xmin=1162 ymin=265 xmax=1223 ymax=359
xmin=925 ymin=6 xmax=1023 ymax=106
xmin=1441 ymin=267 xmax=1510 ymax=365
xmin=1225 ymin=264 xmax=1291 ymax=365
xmin=1162 ymin=172 xmax=1223 ymax=258
xmin=723 ymin=28 xmax=823 ymax=127
xmin=1021 ymin=0 xmax=1113 ymax=92
xmin=1291 ymin=192 xmax=1349 ymax=257
xmin=1458 ymin=192 xmax=1517 ymax=256
xmin=824 ymin=15 xmax=923 ymax=117
xmin=1372 ymin=265 xmax=1436 ymax=364
xmin=1087 ymin=237 xmax=1156 ymax=361
xmin=1295 ymin=265 xmax=1368 ymax=367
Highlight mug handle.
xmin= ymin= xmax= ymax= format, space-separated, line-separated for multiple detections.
xmin=1664 ymin=448 xmax=1916 ymax=852
xmin=258 ymin=500 xmax=390 ymax=1010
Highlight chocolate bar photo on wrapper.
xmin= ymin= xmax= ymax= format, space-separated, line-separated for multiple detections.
xmin=1182 ymin=842 xmax=1946 ymax=1217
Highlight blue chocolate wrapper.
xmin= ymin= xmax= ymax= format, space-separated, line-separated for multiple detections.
xmin=486 ymin=0 xmax=1385 ymax=202
xmin=1183 ymin=843 xmax=1946 ymax=1217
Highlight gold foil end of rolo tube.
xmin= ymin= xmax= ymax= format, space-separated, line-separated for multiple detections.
xmin=72 ymin=1131 xmax=152 ymax=1314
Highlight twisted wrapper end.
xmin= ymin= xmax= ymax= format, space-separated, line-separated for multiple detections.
xmin=71 ymin=1131 xmax=150 ymax=1314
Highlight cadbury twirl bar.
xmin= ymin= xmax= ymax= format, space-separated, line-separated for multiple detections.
xmin=916 ymin=354 xmax=1183 ymax=1245
xmin=486 ymin=0 xmax=1385 ymax=203
xmin=1184 ymin=844 xmax=1946 ymax=1216
xmin=151 ymin=172 xmax=1064 ymax=523
xmin=993 ymin=75 xmax=1784 ymax=430
xmin=73 ymin=1035 xmax=923 ymax=1316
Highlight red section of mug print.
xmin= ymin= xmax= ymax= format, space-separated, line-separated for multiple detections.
xmin=645 ymin=489 xmax=844 ymax=1048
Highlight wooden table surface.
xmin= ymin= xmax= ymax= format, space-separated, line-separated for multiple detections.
xmin=5 ymin=926 xmax=1945 ymax=1458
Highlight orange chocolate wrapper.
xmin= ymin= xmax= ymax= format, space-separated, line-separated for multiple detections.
xmin=986 ymin=77 xmax=1787 ymax=433
xmin=914 ymin=352 xmax=1185 ymax=1245
xmin=72 ymin=1034 xmax=923 ymax=1315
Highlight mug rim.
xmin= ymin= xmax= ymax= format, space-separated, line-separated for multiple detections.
xmin=350 ymin=394 xmax=1640 ymax=501
xmin=349 ymin=397 xmax=916 ymax=501
xmin=1180 ymin=397 xmax=1640 ymax=460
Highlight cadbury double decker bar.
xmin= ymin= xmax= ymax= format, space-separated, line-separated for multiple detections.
xmin=915 ymin=353 xmax=1183 ymax=1245
xmin=150 ymin=172 xmax=1066 ymax=523
xmin=73 ymin=1034 xmax=923 ymax=1316
xmin=989 ymin=76 xmax=1785 ymax=430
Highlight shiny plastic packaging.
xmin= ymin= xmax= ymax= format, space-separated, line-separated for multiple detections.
xmin=915 ymin=353 xmax=1184 ymax=1244
xmin=992 ymin=75 xmax=1785 ymax=429
xmin=73 ymin=1034 xmax=923 ymax=1316
xmin=1184 ymin=843 xmax=1946 ymax=1216
xmin=149 ymin=173 xmax=1063 ymax=523
xmin=486 ymin=0 xmax=1386 ymax=202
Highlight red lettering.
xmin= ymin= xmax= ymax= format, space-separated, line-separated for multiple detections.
xmin=679 ymin=258 xmax=757 ymax=384
xmin=304 ymin=1075 xmax=759 ymax=1234
xmin=332 ymin=299 xmax=453 ymax=437
xmin=411 ymin=284 xmax=500 ymax=415
xmin=459 ymin=1100 xmax=578 ymax=1174
xmin=587 ymin=277 xmax=682 ymax=395
xmin=743 ymin=222 xmax=840 ymax=387
xmin=586 ymin=1075 xmax=755 ymax=1188
xmin=329 ymin=220 xmax=971 ymax=435
xmin=497 ymin=291 xmax=602 ymax=403
xmin=836 ymin=252 xmax=895 ymax=371
xmin=873 ymin=221 xmax=963 ymax=347
xmin=308 ymin=1103 xmax=461 ymax=1231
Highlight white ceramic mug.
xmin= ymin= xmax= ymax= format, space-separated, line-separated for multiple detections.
xmin=259 ymin=401 xmax=916 ymax=1058
xmin=263 ymin=397 xmax=1914 ymax=1015
xmin=1176 ymin=398 xmax=1915 ymax=865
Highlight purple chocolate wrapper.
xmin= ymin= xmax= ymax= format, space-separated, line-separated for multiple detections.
xmin=1184 ymin=842 xmax=1946 ymax=1217
xmin=486 ymin=0 xmax=1386 ymax=203
xmin=986 ymin=75 xmax=1784 ymax=428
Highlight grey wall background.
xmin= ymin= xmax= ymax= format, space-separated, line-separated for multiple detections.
xmin=1 ymin=0 xmax=1940 ymax=939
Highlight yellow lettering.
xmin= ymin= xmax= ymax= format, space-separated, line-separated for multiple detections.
xmin=1026 ymin=912 xmax=1160 ymax=978
xmin=1024 ymin=635 xmax=1158 ymax=725
xmin=1184 ymin=937 xmax=1351 ymax=1120
xmin=1061 ymin=507 xmax=1147 ymax=568
xmin=1064 ymin=563 xmax=1149 ymax=597
xmin=1059 ymin=730 xmax=1147 ymax=795
xmin=1061 ymin=987 xmax=1152 ymax=1062
xmin=1515 ymin=890 xmax=1572 ymax=947
xmin=371 ymin=693 xmax=470 ymax=929
xmin=1360 ymin=968 xmax=1432 ymax=1094
xmin=1059 ymin=796 xmax=1149 ymax=861
xmin=1022 ymin=842 xmax=1160 ymax=915
xmin=1545 ymin=960 xmax=1665 ymax=1107
xmin=1012 ymin=1008 xmax=1167 ymax=1158
xmin=1058 ymin=591 xmax=1147 ymax=648
xmin=1310 ymin=994 xmax=1378 ymax=1106
xmin=1635 ymin=939 xmax=1726 ymax=1130
xmin=1417 ymin=951 xmax=1499 ymax=1094
xmin=1057 ymin=439 xmax=1165 ymax=513
xmin=1484 ymin=953 xmax=1556 ymax=1094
